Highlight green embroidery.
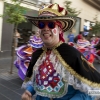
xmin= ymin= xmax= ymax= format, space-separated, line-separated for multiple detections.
xmin=35 ymin=81 xmax=68 ymax=98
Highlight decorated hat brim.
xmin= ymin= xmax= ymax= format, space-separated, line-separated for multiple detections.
xmin=25 ymin=15 xmax=76 ymax=32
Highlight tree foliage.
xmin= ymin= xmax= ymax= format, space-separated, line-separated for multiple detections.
xmin=90 ymin=14 xmax=100 ymax=36
xmin=2 ymin=0 xmax=27 ymax=26
xmin=0 ymin=0 xmax=28 ymax=73
xmin=64 ymin=0 xmax=81 ymax=17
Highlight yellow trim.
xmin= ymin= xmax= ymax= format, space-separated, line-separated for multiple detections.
xmin=52 ymin=49 xmax=100 ymax=88
xmin=24 ymin=43 xmax=100 ymax=88
xmin=81 ymin=56 xmax=96 ymax=70
xmin=42 ymin=41 xmax=63 ymax=51
xmin=81 ymin=60 xmax=89 ymax=72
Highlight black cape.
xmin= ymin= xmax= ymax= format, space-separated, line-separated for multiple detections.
xmin=25 ymin=43 xmax=100 ymax=87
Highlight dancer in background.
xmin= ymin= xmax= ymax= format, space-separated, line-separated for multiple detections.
xmin=67 ymin=30 xmax=75 ymax=43
xmin=76 ymin=35 xmax=95 ymax=64
xmin=14 ymin=30 xmax=43 ymax=80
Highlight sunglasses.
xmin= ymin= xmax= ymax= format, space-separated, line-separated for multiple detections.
xmin=38 ymin=21 xmax=58 ymax=29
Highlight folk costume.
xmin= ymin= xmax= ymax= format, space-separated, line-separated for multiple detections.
xmin=22 ymin=3 xmax=100 ymax=100
xmin=76 ymin=39 xmax=95 ymax=64
xmin=14 ymin=35 xmax=43 ymax=80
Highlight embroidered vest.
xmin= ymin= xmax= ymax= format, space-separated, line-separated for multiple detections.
xmin=33 ymin=50 xmax=68 ymax=98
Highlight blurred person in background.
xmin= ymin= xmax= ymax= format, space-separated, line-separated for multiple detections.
xmin=67 ymin=30 xmax=75 ymax=43
xmin=14 ymin=30 xmax=43 ymax=80
xmin=15 ymin=29 xmax=21 ymax=49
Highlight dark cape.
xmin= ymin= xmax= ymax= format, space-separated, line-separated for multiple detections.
xmin=25 ymin=43 xmax=100 ymax=87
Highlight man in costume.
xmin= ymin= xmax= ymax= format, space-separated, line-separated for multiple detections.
xmin=21 ymin=3 xmax=100 ymax=100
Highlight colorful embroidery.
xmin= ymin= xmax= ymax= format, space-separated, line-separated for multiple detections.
xmin=36 ymin=50 xmax=64 ymax=92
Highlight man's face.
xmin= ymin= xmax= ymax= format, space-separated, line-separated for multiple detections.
xmin=38 ymin=21 xmax=60 ymax=47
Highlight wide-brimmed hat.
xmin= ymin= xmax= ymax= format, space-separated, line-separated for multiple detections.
xmin=25 ymin=3 xmax=76 ymax=32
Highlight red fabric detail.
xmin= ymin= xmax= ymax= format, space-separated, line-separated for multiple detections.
xmin=48 ymin=4 xmax=67 ymax=15
xmin=86 ymin=54 xmax=95 ymax=63
xmin=36 ymin=51 xmax=61 ymax=88
xmin=58 ymin=4 xmax=67 ymax=15
xmin=56 ymin=21 xmax=65 ymax=42
xmin=49 ymin=77 xmax=60 ymax=88
xmin=38 ymin=60 xmax=54 ymax=80
xmin=59 ymin=32 xmax=65 ymax=42
xmin=58 ymin=5 xmax=63 ymax=12
xmin=49 ymin=4 xmax=53 ymax=8
xmin=77 ymin=34 xmax=82 ymax=39
xmin=78 ymin=48 xmax=86 ymax=53
xmin=46 ymin=50 xmax=51 ymax=55
xmin=56 ymin=21 xmax=62 ymax=28
xmin=68 ymin=42 xmax=74 ymax=46
xmin=97 ymin=50 xmax=100 ymax=56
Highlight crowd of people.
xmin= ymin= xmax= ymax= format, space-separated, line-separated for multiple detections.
xmin=67 ymin=31 xmax=100 ymax=64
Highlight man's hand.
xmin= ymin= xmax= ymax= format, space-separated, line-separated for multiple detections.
xmin=21 ymin=90 xmax=33 ymax=100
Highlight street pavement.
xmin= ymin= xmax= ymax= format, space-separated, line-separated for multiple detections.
xmin=0 ymin=56 xmax=24 ymax=100
xmin=0 ymin=56 xmax=100 ymax=100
